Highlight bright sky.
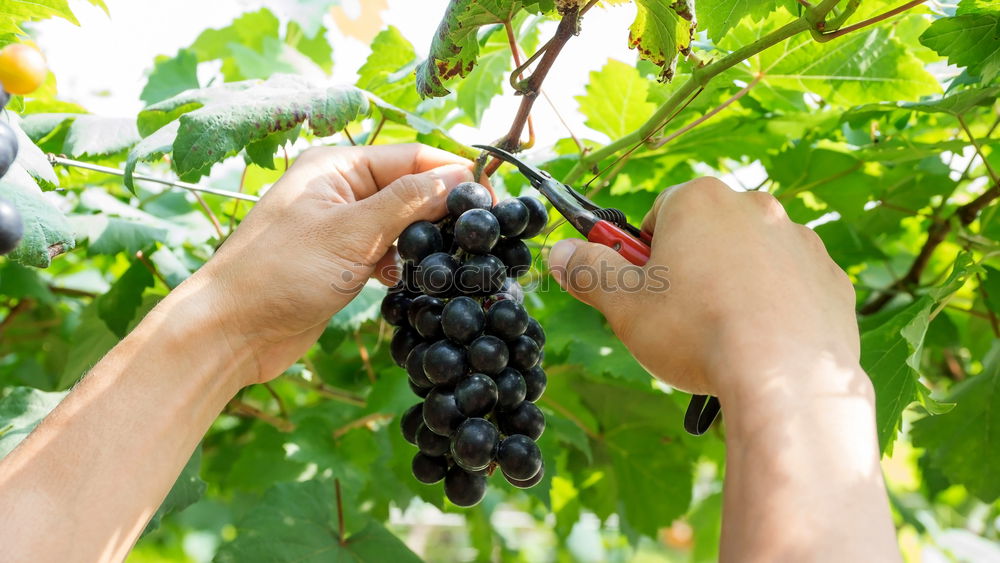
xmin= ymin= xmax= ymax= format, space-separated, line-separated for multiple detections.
xmin=35 ymin=0 xmax=642 ymax=149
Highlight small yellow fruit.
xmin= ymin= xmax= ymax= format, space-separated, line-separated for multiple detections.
xmin=0 ymin=44 xmax=48 ymax=96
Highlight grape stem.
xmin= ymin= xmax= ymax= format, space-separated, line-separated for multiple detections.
xmin=332 ymin=413 xmax=393 ymax=440
xmin=335 ymin=479 xmax=346 ymax=546
xmin=226 ymin=399 xmax=295 ymax=432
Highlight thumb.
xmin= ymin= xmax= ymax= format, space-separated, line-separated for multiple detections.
xmin=548 ymin=238 xmax=641 ymax=332
xmin=360 ymin=163 xmax=473 ymax=236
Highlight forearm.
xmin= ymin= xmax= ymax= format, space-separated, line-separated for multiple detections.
xmin=0 ymin=277 xmax=250 ymax=562
xmin=718 ymin=357 xmax=900 ymax=562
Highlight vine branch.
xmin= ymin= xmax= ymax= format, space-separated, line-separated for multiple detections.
xmin=813 ymin=0 xmax=926 ymax=42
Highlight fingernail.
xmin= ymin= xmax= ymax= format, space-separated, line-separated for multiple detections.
xmin=433 ymin=164 xmax=474 ymax=188
xmin=548 ymin=239 xmax=582 ymax=286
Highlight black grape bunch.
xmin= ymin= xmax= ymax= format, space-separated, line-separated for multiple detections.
xmin=0 ymin=86 xmax=24 ymax=256
xmin=383 ymin=181 xmax=550 ymax=507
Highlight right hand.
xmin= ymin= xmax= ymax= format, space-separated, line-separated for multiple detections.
xmin=546 ymin=177 xmax=861 ymax=400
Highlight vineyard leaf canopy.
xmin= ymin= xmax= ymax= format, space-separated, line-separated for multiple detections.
xmin=920 ymin=0 xmax=1000 ymax=82
xmin=576 ymin=59 xmax=656 ymax=139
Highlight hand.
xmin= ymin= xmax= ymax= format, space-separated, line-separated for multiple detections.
xmin=546 ymin=177 xmax=861 ymax=401
xmin=177 ymin=144 xmax=473 ymax=386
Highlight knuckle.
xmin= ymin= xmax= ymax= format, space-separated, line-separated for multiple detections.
xmin=747 ymin=191 xmax=788 ymax=221
xmin=665 ymin=177 xmax=733 ymax=208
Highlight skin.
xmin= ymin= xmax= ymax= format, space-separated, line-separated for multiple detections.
xmin=0 ymin=147 xmax=899 ymax=562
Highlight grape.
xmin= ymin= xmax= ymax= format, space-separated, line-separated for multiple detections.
xmin=450 ymin=418 xmax=499 ymax=471
xmin=380 ymin=293 xmax=411 ymax=327
xmin=422 ymin=387 xmax=466 ymax=436
xmin=494 ymin=368 xmax=527 ymax=411
xmin=416 ymin=252 xmax=460 ymax=297
xmin=519 ymin=195 xmax=549 ymax=239
xmin=405 ymin=343 xmax=434 ymax=389
xmin=407 ymin=295 xmax=443 ymax=328
xmin=390 ymin=327 xmax=422 ymax=367
xmin=455 ymin=209 xmax=500 ymax=254
xmin=444 ymin=466 xmax=487 ymax=507
xmin=525 ymin=318 xmax=545 ymax=347
xmin=447 ymin=182 xmax=492 ymax=217
xmin=508 ymin=335 xmax=541 ymax=371
xmin=497 ymin=434 xmax=542 ymax=481
xmin=423 ymin=340 xmax=468 ymax=387
xmin=0 ymin=198 xmax=23 ymax=255
xmin=505 ymin=461 xmax=544 ymax=489
xmin=454 ymin=373 xmax=498 ymax=417
xmin=0 ymin=121 xmax=19 ymax=181
xmin=486 ymin=300 xmax=528 ymax=341
xmin=493 ymin=238 xmax=533 ymax=277
xmin=458 ymin=254 xmax=505 ymax=295
xmin=416 ymin=423 xmax=451 ymax=457
xmin=400 ymin=403 xmax=424 ymax=445
xmin=402 ymin=262 xmax=421 ymax=294
xmin=409 ymin=379 xmax=431 ymax=398
xmin=523 ymin=366 xmax=547 ymax=402
xmin=467 ymin=335 xmax=509 ymax=376
xmin=412 ymin=453 xmax=448 ymax=484
xmin=499 ymin=401 xmax=545 ymax=440
xmin=491 ymin=198 xmax=529 ymax=237
xmin=398 ymin=221 xmax=443 ymax=264
xmin=413 ymin=307 xmax=444 ymax=340
xmin=441 ymin=296 xmax=485 ymax=344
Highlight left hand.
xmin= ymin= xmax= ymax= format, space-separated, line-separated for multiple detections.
xmin=174 ymin=144 xmax=473 ymax=386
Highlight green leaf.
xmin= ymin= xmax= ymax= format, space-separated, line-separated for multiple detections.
xmin=97 ymin=260 xmax=155 ymax=338
xmin=576 ymin=59 xmax=656 ymax=139
xmin=143 ymin=447 xmax=206 ymax=536
xmin=140 ymin=49 xmax=200 ymax=106
xmin=20 ymin=114 xmax=141 ymax=158
xmin=357 ymin=26 xmax=420 ymax=109
xmin=215 ymin=480 xmax=422 ymax=563
xmin=0 ymin=0 xmax=79 ymax=33
xmin=920 ymin=12 xmax=1000 ymax=83
xmin=287 ymin=21 xmax=333 ymax=72
xmin=912 ymin=340 xmax=1000 ymax=503
xmin=133 ymin=75 xmax=369 ymax=182
xmin=0 ymin=168 xmax=75 ymax=268
xmin=846 ymin=86 xmax=1000 ymax=118
xmin=0 ymin=387 xmax=68 ymax=458
xmin=696 ymin=0 xmax=775 ymax=43
xmin=190 ymin=9 xmax=281 ymax=82
xmin=629 ymin=0 xmax=695 ymax=82
xmin=71 ymin=215 xmax=167 ymax=256
xmin=368 ymin=96 xmax=478 ymax=159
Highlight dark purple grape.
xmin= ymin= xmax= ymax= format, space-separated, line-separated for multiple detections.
xmin=412 ymin=453 xmax=448 ymax=484
xmin=499 ymin=401 xmax=545 ymax=440
xmin=390 ymin=327 xmax=422 ymax=368
xmin=454 ymin=373 xmax=498 ymax=417
xmin=486 ymin=300 xmax=529 ymax=341
xmin=0 ymin=121 xmax=18 ymax=181
xmin=423 ymin=340 xmax=467 ymax=387
xmin=494 ymin=368 xmax=526 ymax=411
xmin=455 ymin=208 xmax=500 ymax=254
xmin=414 ymin=307 xmax=444 ymax=340
xmin=505 ymin=461 xmax=544 ymax=489
xmin=407 ymin=295 xmax=443 ymax=328
xmin=422 ymin=387 xmax=466 ymax=436
xmin=405 ymin=343 xmax=433 ymax=389
xmin=524 ymin=318 xmax=545 ymax=347
xmin=409 ymin=379 xmax=431 ymax=398
xmin=0 ymin=198 xmax=23 ymax=255
xmin=444 ymin=465 xmax=488 ymax=507
xmin=441 ymin=296 xmax=485 ymax=344
xmin=519 ymin=196 xmax=548 ymax=239
xmin=402 ymin=261 xmax=421 ymax=293
xmin=450 ymin=418 xmax=499 ymax=471
xmin=381 ymin=293 xmax=411 ymax=327
xmin=509 ymin=335 xmax=541 ymax=371
xmin=400 ymin=403 xmax=424 ymax=445
xmin=523 ymin=366 xmax=547 ymax=402
xmin=416 ymin=252 xmax=459 ymax=297
xmin=493 ymin=238 xmax=533 ymax=277
xmin=497 ymin=434 xmax=542 ymax=481
xmin=491 ymin=198 xmax=529 ymax=237
xmin=447 ymin=182 xmax=492 ymax=218
xmin=458 ymin=254 xmax=506 ymax=295
xmin=468 ymin=335 xmax=509 ymax=376
xmin=416 ymin=423 xmax=451 ymax=456
xmin=398 ymin=221 xmax=443 ymax=264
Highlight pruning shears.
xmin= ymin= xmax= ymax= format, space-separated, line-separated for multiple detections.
xmin=474 ymin=144 xmax=721 ymax=436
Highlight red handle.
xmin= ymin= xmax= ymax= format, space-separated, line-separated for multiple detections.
xmin=587 ymin=220 xmax=651 ymax=266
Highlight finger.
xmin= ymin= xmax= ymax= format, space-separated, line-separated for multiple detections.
xmin=360 ymin=144 xmax=472 ymax=189
xmin=547 ymin=238 xmax=642 ymax=336
xmin=640 ymin=177 xmax=735 ymax=235
xmin=373 ymin=247 xmax=401 ymax=287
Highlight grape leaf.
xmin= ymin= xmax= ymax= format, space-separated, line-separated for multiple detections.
xmin=576 ymin=59 xmax=656 ymax=139
xmin=696 ymin=0 xmax=775 ymax=43
xmin=357 ymin=26 xmax=420 ymax=110
xmin=128 ymin=75 xmax=369 ymax=183
xmin=97 ymin=260 xmax=155 ymax=338
xmin=846 ymin=86 xmax=1000 ymax=118
xmin=0 ymin=0 xmax=79 ymax=34
xmin=215 ymin=480 xmax=422 ymax=563
xmin=190 ymin=9 xmax=281 ymax=82
xmin=920 ymin=11 xmax=1000 ymax=83
xmin=629 ymin=0 xmax=696 ymax=82
xmin=0 ymin=387 xmax=68 ymax=457
xmin=912 ymin=340 xmax=1000 ymax=503
xmin=20 ymin=114 xmax=140 ymax=158
xmin=140 ymin=49 xmax=200 ymax=106
xmin=70 ymin=215 xmax=166 ymax=256
xmin=0 ymin=168 xmax=74 ymax=268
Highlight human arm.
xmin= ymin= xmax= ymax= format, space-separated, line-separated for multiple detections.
xmin=0 ymin=144 xmax=473 ymax=562
xmin=545 ymin=178 xmax=900 ymax=562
